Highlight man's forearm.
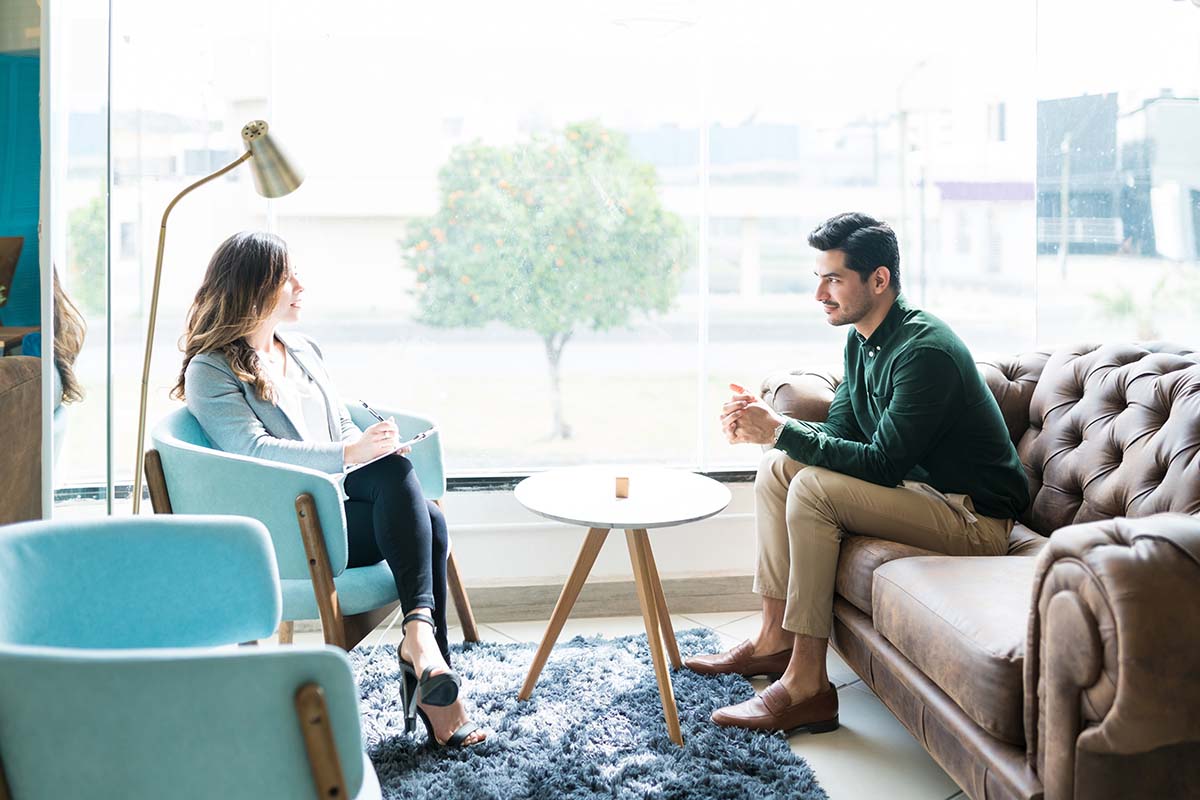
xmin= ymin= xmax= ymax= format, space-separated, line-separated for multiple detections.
xmin=774 ymin=422 xmax=902 ymax=486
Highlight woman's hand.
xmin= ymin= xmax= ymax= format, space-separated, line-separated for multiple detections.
xmin=343 ymin=418 xmax=402 ymax=466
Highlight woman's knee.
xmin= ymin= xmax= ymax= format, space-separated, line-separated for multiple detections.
xmin=374 ymin=453 xmax=416 ymax=484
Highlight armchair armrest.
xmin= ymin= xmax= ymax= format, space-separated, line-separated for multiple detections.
xmin=760 ymin=368 xmax=842 ymax=422
xmin=1026 ymin=512 xmax=1200 ymax=799
xmin=345 ymin=403 xmax=446 ymax=501
xmin=154 ymin=441 xmax=348 ymax=581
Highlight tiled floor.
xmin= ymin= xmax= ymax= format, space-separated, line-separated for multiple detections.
xmin=295 ymin=611 xmax=965 ymax=800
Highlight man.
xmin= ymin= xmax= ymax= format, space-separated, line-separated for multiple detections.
xmin=687 ymin=212 xmax=1029 ymax=734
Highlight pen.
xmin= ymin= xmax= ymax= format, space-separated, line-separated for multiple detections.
xmin=359 ymin=400 xmax=386 ymax=423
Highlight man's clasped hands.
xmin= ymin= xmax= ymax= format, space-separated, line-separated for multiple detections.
xmin=720 ymin=383 xmax=788 ymax=447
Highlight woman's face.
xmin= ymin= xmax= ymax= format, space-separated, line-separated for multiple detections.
xmin=266 ymin=261 xmax=305 ymax=325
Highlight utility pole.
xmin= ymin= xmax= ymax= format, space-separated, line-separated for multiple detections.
xmin=896 ymin=61 xmax=926 ymax=273
xmin=919 ymin=163 xmax=927 ymax=306
xmin=1059 ymin=133 xmax=1072 ymax=278
xmin=898 ymin=107 xmax=908 ymax=267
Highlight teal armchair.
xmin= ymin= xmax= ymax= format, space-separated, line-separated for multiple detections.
xmin=146 ymin=404 xmax=478 ymax=650
xmin=0 ymin=516 xmax=381 ymax=800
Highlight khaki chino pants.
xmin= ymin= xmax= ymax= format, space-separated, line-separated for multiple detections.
xmin=754 ymin=449 xmax=1012 ymax=638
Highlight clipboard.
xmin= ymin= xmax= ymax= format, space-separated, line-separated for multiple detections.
xmin=344 ymin=426 xmax=437 ymax=473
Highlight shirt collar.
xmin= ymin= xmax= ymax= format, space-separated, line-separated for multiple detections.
xmin=856 ymin=293 xmax=910 ymax=353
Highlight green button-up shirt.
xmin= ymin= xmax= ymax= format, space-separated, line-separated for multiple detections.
xmin=775 ymin=293 xmax=1030 ymax=520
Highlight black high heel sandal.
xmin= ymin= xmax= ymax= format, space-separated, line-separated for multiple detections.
xmin=398 ymin=611 xmax=461 ymax=734
xmin=415 ymin=707 xmax=482 ymax=749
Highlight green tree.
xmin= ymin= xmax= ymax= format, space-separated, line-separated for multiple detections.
xmin=67 ymin=194 xmax=107 ymax=316
xmin=402 ymin=120 xmax=687 ymax=439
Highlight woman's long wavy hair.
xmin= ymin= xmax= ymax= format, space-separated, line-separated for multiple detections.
xmin=171 ymin=231 xmax=291 ymax=404
xmin=53 ymin=266 xmax=87 ymax=404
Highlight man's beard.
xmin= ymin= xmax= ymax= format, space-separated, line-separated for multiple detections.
xmin=823 ymin=300 xmax=867 ymax=326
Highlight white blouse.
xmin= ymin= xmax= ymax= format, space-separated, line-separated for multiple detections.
xmin=273 ymin=357 xmax=332 ymax=443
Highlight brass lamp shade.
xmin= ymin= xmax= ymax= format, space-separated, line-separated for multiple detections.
xmin=242 ymin=120 xmax=304 ymax=198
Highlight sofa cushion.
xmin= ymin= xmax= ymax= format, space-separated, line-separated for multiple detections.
xmin=871 ymin=555 xmax=1038 ymax=745
xmin=836 ymin=536 xmax=940 ymax=615
xmin=836 ymin=527 xmax=1045 ymax=616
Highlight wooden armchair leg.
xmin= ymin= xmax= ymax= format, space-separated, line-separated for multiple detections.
xmin=143 ymin=449 xmax=174 ymax=514
xmin=295 ymin=493 xmax=348 ymax=650
xmin=278 ymin=620 xmax=294 ymax=645
xmin=447 ymin=549 xmax=479 ymax=643
xmin=343 ymin=601 xmax=400 ymax=652
xmin=433 ymin=499 xmax=479 ymax=643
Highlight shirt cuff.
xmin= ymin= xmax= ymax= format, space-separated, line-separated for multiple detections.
xmin=773 ymin=418 xmax=806 ymax=455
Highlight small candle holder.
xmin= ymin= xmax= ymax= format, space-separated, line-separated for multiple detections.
xmin=615 ymin=476 xmax=630 ymax=498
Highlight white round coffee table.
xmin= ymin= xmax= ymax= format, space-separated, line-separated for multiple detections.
xmin=513 ymin=466 xmax=731 ymax=746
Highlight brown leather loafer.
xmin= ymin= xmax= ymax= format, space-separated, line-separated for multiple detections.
xmin=684 ymin=639 xmax=792 ymax=679
xmin=710 ymin=680 xmax=839 ymax=734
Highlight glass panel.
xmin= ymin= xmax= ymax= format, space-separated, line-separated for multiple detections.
xmin=265 ymin=2 xmax=703 ymax=473
xmin=108 ymin=1 xmax=274 ymax=508
xmin=51 ymin=0 xmax=1198 ymax=501
xmin=705 ymin=0 xmax=1037 ymax=467
xmin=51 ymin=0 xmax=110 ymax=514
xmin=1036 ymin=0 xmax=1200 ymax=345
xmin=99 ymin=0 xmax=1052 ymax=484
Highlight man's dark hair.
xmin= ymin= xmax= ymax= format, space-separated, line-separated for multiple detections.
xmin=807 ymin=212 xmax=901 ymax=292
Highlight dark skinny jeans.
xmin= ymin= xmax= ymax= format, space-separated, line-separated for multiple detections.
xmin=342 ymin=453 xmax=450 ymax=663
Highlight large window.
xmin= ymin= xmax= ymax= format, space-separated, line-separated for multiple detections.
xmin=1035 ymin=0 xmax=1200 ymax=345
xmin=49 ymin=0 xmax=1200 ymax=505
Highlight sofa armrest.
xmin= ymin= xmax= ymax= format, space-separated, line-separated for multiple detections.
xmin=1025 ymin=512 xmax=1200 ymax=799
xmin=760 ymin=368 xmax=842 ymax=422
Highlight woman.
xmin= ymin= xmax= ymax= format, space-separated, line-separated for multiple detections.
xmin=19 ymin=268 xmax=87 ymax=462
xmin=173 ymin=231 xmax=484 ymax=749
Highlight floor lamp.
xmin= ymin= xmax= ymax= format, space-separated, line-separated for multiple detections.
xmin=131 ymin=120 xmax=304 ymax=513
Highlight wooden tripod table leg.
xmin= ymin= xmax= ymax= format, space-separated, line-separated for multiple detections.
xmin=519 ymin=527 xmax=609 ymax=701
xmin=626 ymin=528 xmax=684 ymax=746
xmin=639 ymin=534 xmax=682 ymax=669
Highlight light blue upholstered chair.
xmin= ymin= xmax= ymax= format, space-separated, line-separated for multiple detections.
xmin=0 ymin=516 xmax=381 ymax=800
xmin=146 ymin=403 xmax=478 ymax=649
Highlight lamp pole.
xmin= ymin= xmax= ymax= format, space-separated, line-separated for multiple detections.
xmin=131 ymin=120 xmax=301 ymax=513
xmin=131 ymin=153 xmax=251 ymax=513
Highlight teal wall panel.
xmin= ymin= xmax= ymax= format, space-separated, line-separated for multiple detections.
xmin=0 ymin=52 xmax=41 ymax=326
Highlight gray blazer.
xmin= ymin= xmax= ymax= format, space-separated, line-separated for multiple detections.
xmin=184 ymin=331 xmax=361 ymax=474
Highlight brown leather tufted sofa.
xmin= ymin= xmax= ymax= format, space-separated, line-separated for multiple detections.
xmin=761 ymin=343 xmax=1200 ymax=800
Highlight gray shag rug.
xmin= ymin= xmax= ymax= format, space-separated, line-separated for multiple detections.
xmin=350 ymin=628 xmax=828 ymax=800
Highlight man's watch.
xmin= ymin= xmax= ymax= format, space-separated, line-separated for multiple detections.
xmin=771 ymin=419 xmax=788 ymax=446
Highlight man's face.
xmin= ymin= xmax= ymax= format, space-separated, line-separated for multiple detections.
xmin=813 ymin=249 xmax=879 ymax=327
